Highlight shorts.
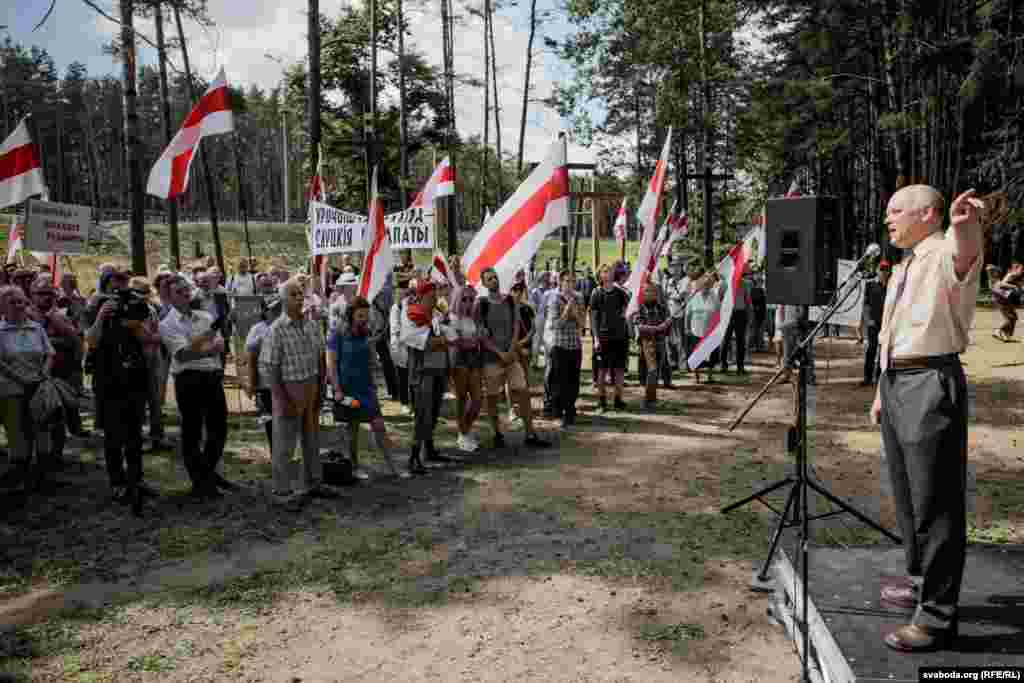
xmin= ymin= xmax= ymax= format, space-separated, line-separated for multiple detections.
xmin=592 ymin=339 xmax=627 ymax=371
xmin=483 ymin=361 xmax=528 ymax=397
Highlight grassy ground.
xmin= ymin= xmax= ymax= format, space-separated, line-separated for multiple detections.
xmin=0 ymin=294 xmax=1020 ymax=681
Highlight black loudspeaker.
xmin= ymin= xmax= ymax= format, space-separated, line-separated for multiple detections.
xmin=764 ymin=195 xmax=840 ymax=306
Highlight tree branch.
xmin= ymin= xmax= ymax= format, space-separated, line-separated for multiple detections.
xmin=32 ymin=0 xmax=58 ymax=32
xmin=78 ymin=0 xmax=183 ymax=74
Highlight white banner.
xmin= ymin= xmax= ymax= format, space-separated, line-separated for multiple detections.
xmin=385 ymin=206 xmax=434 ymax=249
xmin=24 ymin=199 xmax=91 ymax=254
xmin=309 ymin=201 xmax=367 ymax=255
xmin=809 ymin=259 xmax=864 ymax=327
xmin=309 ymin=201 xmax=435 ymax=254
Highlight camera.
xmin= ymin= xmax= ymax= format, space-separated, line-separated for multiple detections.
xmin=99 ymin=288 xmax=151 ymax=323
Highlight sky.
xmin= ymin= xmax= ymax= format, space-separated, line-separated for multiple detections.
xmin=4 ymin=0 xmax=597 ymax=169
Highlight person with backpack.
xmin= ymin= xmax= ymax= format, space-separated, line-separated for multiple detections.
xmin=589 ymin=263 xmax=630 ymax=412
xmin=476 ymin=268 xmax=549 ymax=449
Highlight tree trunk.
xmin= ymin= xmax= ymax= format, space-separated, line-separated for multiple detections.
xmin=699 ymin=0 xmax=713 ymax=269
xmin=154 ymin=2 xmax=181 ymax=270
xmin=365 ymin=0 xmax=374 ymax=190
xmin=173 ymin=2 xmax=224 ymax=274
xmin=488 ymin=0 xmax=504 ymax=203
xmin=481 ymin=0 xmax=491 ymax=219
xmin=121 ymin=0 xmax=147 ymax=275
xmin=516 ymin=0 xmax=537 ymax=176
xmin=397 ymin=0 xmax=409 ymax=201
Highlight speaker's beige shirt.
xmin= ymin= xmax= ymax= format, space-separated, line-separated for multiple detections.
xmin=879 ymin=229 xmax=981 ymax=371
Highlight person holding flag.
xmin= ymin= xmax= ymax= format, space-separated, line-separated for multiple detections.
xmin=476 ymin=268 xmax=549 ymax=449
xmin=632 ymin=277 xmax=672 ymax=411
xmin=402 ymin=281 xmax=451 ymax=471
xmin=684 ymin=272 xmax=722 ymax=384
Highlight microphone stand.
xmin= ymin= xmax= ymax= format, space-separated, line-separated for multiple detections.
xmin=723 ymin=264 xmax=900 ymax=683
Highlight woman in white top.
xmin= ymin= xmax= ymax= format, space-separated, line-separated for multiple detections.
xmin=448 ymin=284 xmax=484 ymax=452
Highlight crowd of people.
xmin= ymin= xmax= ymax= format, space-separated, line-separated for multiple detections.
xmin=0 ymin=233 xmax=992 ymax=516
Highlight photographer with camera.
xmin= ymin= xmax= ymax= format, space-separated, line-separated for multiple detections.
xmin=83 ymin=267 xmax=159 ymax=507
xmin=159 ymin=274 xmax=231 ymax=501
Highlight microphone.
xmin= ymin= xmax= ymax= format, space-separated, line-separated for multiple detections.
xmin=855 ymin=243 xmax=881 ymax=271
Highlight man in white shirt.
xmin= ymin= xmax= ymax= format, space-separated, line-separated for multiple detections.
xmin=159 ymin=274 xmax=231 ymax=501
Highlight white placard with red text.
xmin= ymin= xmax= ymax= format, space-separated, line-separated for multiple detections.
xmin=24 ymin=199 xmax=91 ymax=254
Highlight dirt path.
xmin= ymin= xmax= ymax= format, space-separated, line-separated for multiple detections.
xmin=3 ymin=308 xmax=1022 ymax=682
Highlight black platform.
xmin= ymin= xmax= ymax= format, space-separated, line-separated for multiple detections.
xmin=770 ymin=542 xmax=1024 ymax=682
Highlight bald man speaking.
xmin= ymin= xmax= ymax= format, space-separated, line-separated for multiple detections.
xmin=869 ymin=185 xmax=984 ymax=652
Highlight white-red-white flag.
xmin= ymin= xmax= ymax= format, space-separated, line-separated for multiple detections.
xmin=785 ymin=177 xmax=800 ymax=198
xmin=687 ymin=230 xmax=758 ymax=370
xmin=6 ymin=215 xmax=23 ymax=263
xmin=0 ymin=117 xmax=46 ymax=209
xmin=411 ymin=156 xmax=455 ymax=209
xmin=430 ymin=249 xmax=456 ymax=287
xmin=612 ymin=197 xmax=627 ymax=248
xmin=636 ymin=128 xmax=672 ymax=235
xmin=146 ymin=68 xmax=234 ymax=199
xmin=625 ymin=129 xmax=673 ymax=317
xmin=358 ymin=166 xmax=394 ymax=303
xmin=659 ymin=205 xmax=689 ymax=258
xmin=462 ymin=140 xmax=569 ymax=291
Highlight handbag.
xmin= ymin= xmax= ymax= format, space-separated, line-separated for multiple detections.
xmin=29 ymin=378 xmax=70 ymax=426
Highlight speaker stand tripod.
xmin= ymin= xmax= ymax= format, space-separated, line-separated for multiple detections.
xmin=723 ymin=269 xmax=901 ymax=682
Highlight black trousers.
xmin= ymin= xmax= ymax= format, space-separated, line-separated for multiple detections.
xmin=375 ymin=337 xmax=397 ymax=399
xmin=174 ymin=370 xmax=228 ymax=490
xmin=548 ymin=347 xmax=582 ymax=418
xmin=721 ymin=309 xmax=749 ymax=371
xmin=880 ymin=359 xmax=967 ymax=631
xmin=411 ymin=372 xmax=445 ymax=442
xmin=102 ymin=389 xmax=147 ymax=487
xmin=395 ymin=365 xmax=410 ymax=406
xmin=863 ymin=326 xmax=880 ymax=383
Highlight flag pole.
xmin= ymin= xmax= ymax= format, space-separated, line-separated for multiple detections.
xmin=620 ymin=213 xmax=626 ymax=263
xmin=231 ymin=133 xmax=254 ymax=261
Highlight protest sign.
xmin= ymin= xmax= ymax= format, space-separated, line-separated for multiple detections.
xmin=385 ymin=207 xmax=434 ymax=249
xmin=309 ymin=201 xmax=367 ymax=255
xmin=309 ymin=200 xmax=436 ymax=254
xmin=24 ymin=199 xmax=91 ymax=254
